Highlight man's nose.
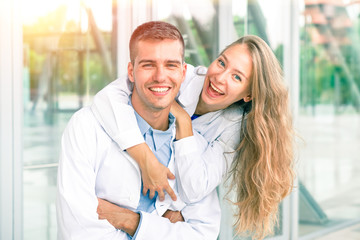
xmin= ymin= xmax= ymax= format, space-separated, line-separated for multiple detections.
xmin=154 ymin=66 xmax=166 ymax=82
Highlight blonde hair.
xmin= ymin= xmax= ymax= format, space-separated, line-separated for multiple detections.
xmin=226 ymin=35 xmax=295 ymax=239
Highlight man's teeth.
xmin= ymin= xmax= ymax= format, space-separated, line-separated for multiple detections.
xmin=150 ymin=87 xmax=169 ymax=92
xmin=210 ymin=83 xmax=224 ymax=94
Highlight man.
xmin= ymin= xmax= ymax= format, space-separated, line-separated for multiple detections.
xmin=56 ymin=21 xmax=220 ymax=239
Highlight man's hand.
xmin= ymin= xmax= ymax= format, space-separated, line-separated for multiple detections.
xmin=97 ymin=198 xmax=140 ymax=236
xmin=126 ymin=143 xmax=177 ymax=201
xmin=162 ymin=210 xmax=184 ymax=223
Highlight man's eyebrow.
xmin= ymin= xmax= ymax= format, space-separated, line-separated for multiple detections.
xmin=221 ymin=54 xmax=249 ymax=81
xmin=138 ymin=59 xmax=155 ymax=64
xmin=166 ymin=60 xmax=182 ymax=64
xmin=138 ymin=59 xmax=182 ymax=65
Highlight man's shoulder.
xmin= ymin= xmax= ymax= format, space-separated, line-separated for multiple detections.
xmin=69 ymin=106 xmax=95 ymax=122
xmin=65 ymin=106 xmax=99 ymax=133
xmin=64 ymin=106 xmax=113 ymax=147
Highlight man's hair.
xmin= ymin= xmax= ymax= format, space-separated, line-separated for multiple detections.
xmin=129 ymin=21 xmax=185 ymax=64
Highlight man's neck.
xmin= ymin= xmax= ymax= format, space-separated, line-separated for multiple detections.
xmin=131 ymin=98 xmax=170 ymax=131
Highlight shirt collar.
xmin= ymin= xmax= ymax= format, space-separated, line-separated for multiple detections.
xmin=129 ymin=97 xmax=176 ymax=151
xmin=151 ymin=115 xmax=175 ymax=151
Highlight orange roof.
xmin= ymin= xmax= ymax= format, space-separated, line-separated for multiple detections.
xmin=305 ymin=0 xmax=345 ymax=6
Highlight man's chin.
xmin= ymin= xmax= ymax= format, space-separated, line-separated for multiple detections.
xmin=149 ymin=105 xmax=170 ymax=112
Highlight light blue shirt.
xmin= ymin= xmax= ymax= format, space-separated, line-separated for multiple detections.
xmin=128 ymin=99 xmax=175 ymax=239
xmin=134 ymin=109 xmax=175 ymax=212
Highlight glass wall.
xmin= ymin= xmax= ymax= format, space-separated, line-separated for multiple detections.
xmin=298 ymin=1 xmax=360 ymax=238
xmin=1 ymin=0 xmax=360 ymax=239
xmin=21 ymin=0 xmax=115 ymax=238
xmin=19 ymin=0 xmax=295 ymax=238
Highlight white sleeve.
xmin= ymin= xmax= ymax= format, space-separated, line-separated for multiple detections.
xmin=177 ymin=64 xmax=206 ymax=116
xmin=135 ymin=190 xmax=221 ymax=240
xmin=90 ymin=64 xmax=206 ymax=150
xmin=174 ymin=121 xmax=241 ymax=203
xmin=90 ymin=76 xmax=144 ymax=150
xmin=56 ymin=109 xmax=128 ymax=240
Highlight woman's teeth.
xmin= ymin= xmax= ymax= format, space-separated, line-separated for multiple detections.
xmin=210 ymin=82 xmax=224 ymax=94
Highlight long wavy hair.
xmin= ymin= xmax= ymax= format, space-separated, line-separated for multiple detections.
xmin=225 ymin=35 xmax=295 ymax=239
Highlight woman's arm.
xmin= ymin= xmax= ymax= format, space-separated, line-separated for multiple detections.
xmin=173 ymin=108 xmax=242 ymax=203
xmin=126 ymin=143 xmax=176 ymax=201
xmin=91 ymin=77 xmax=143 ymax=150
xmin=90 ymin=64 xmax=206 ymax=202
xmin=91 ymin=76 xmax=176 ymax=201
xmin=170 ymin=101 xmax=193 ymax=140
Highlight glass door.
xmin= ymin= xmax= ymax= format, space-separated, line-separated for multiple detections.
xmin=21 ymin=0 xmax=116 ymax=238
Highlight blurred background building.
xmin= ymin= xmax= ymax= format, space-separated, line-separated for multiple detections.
xmin=0 ymin=0 xmax=359 ymax=239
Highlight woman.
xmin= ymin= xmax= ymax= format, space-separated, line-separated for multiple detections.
xmin=92 ymin=35 xmax=294 ymax=239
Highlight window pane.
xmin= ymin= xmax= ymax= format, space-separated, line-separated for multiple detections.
xmin=298 ymin=1 xmax=360 ymax=237
xmin=22 ymin=0 xmax=115 ymax=238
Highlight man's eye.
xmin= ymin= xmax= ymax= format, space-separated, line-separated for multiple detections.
xmin=218 ymin=59 xmax=225 ymax=67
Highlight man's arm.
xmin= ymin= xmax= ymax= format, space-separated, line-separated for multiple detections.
xmin=56 ymin=108 xmax=128 ymax=240
xmin=97 ymin=198 xmax=141 ymax=236
xmin=97 ymin=190 xmax=221 ymax=240
xmin=97 ymin=199 xmax=184 ymax=235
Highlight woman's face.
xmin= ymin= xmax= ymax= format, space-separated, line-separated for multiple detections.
xmin=199 ymin=44 xmax=253 ymax=113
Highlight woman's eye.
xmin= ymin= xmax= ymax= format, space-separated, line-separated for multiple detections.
xmin=218 ymin=59 xmax=225 ymax=67
xmin=234 ymin=74 xmax=242 ymax=81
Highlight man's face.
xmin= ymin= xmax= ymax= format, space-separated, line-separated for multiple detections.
xmin=128 ymin=39 xmax=186 ymax=113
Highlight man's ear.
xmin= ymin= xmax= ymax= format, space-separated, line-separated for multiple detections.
xmin=128 ymin=62 xmax=134 ymax=83
xmin=181 ymin=63 xmax=187 ymax=83
xmin=244 ymin=94 xmax=252 ymax=102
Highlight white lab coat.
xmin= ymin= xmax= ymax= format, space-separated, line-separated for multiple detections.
xmin=90 ymin=64 xmax=244 ymax=204
xmin=175 ymin=105 xmax=242 ymax=203
xmin=56 ymin=106 xmax=221 ymax=239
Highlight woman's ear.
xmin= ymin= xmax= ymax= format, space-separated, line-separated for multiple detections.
xmin=244 ymin=95 xmax=252 ymax=102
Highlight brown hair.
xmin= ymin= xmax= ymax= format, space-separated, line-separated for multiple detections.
xmin=225 ymin=35 xmax=295 ymax=239
xmin=129 ymin=21 xmax=185 ymax=64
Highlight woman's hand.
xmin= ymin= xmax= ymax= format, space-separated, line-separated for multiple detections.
xmin=140 ymin=152 xmax=177 ymax=201
xmin=170 ymin=101 xmax=193 ymax=140
xmin=126 ymin=143 xmax=177 ymax=201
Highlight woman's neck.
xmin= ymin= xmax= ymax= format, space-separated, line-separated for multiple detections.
xmin=194 ymin=97 xmax=210 ymax=115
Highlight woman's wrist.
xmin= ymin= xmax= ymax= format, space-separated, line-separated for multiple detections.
xmin=175 ymin=115 xmax=193 ymax=140
xmin=127 ymin=143 xmax=155 ymax=168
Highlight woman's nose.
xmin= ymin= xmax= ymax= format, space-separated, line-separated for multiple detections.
xmin=214 ymin=71 xmax=227 ymax=85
